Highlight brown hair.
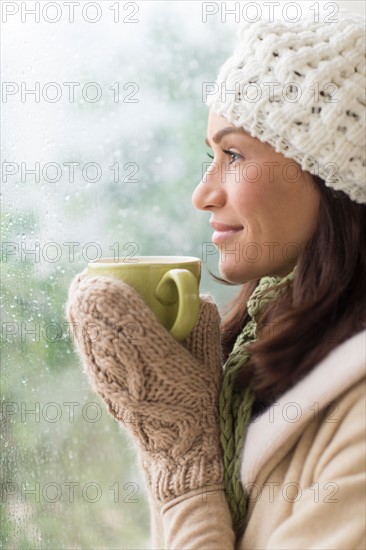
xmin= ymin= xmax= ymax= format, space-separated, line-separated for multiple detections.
xmin=217 ymin=176 xmax=366 ymax=411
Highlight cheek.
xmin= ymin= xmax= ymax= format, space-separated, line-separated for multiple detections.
xmin=231 ymin=160 xmax=319 ymax=250
xmin=233 ymin=179 xmax=272 ymax=228
xmin=244 ymin=163 xmax=263 ymax=183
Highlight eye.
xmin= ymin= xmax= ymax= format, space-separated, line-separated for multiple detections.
xmin=223 ymin=149 xmax=243 ymax=164
xmin=206 ymin=152 xmax=214 ymax=160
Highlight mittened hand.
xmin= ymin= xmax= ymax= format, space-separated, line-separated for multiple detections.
xmin=65 ymin=270 xmax=224 ymax=503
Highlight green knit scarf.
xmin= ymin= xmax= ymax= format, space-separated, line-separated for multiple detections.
xmin=220 ymin=268 xmax=296 ymax=536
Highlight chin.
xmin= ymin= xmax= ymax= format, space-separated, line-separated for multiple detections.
xmin=219 ymin=259 xmax=282 ymax=284
xmin=219 ymin=258 xmax=297 ymax=283
xmin=218 ymin=261 xmax=253 ymax=284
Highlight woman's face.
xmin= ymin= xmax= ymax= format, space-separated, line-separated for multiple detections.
xmin=192 ymin=111 xmax=321 ymax=283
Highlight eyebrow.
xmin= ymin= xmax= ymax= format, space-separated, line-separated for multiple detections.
xmin=205 ymin=127 xmax=245 ymax=146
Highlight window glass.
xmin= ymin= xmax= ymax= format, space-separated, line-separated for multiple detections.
xmin=1 ymin=2 xmax=237 ymax=547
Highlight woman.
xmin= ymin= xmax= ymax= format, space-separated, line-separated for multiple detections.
xmin=66 ymin=11 xmax=366 ymax=549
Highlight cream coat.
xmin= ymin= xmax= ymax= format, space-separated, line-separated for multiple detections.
xmin=151 ymin=328 xmax=366 ymax=549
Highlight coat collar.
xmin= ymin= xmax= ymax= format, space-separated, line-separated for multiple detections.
xmin=240 ymin=328 xmax=366 ymax=486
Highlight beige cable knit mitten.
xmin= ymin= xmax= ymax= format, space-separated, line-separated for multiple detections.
xmin=65 ymin=269 xmax=224 ymax=504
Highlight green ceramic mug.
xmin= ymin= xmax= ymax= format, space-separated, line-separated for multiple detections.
xmin=87 ymin=256 xmax=201 ymax=341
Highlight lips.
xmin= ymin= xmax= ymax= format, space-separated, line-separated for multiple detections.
xmin=210 ymin=220 xmax=243 ymax=244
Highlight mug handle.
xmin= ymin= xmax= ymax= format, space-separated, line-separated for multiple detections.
xmin=154 ymin=268 xmax=200 ymax=341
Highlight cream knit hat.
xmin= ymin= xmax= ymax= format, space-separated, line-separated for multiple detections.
xmin=206 ymin=11 xmax=366 ymax=204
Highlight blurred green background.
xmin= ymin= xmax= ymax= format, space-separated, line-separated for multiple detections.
xmin=1 ymin=2 xmax=237 ymax=548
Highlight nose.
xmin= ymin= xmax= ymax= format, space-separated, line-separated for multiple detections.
xmin=192 ymin=163 xmax=226 ymax=211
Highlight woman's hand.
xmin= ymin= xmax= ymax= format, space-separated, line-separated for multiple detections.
xmin=65 ymin=269 xmax=224 ymax=503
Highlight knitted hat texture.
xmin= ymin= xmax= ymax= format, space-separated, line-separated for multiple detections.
xmin=206 ymin=11 xmax=366 ymax=204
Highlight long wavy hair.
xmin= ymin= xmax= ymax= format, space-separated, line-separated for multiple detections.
xmin=218 ymin=175 xmax=366 ymax=410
